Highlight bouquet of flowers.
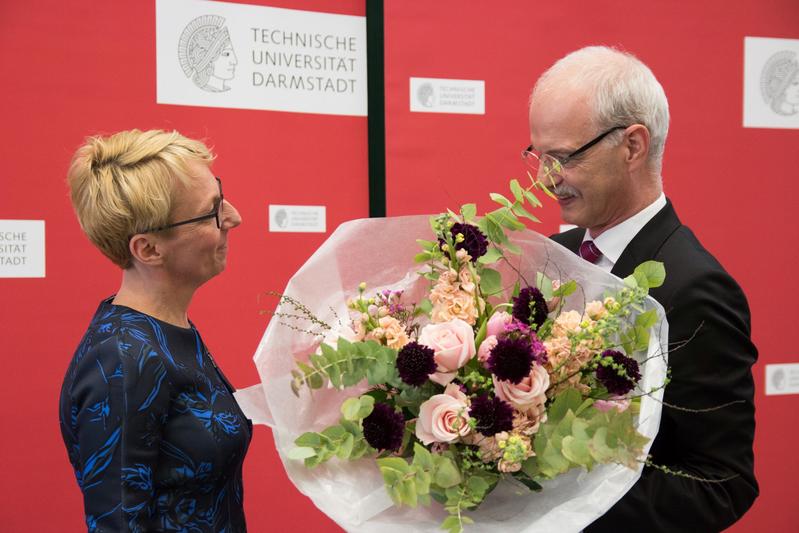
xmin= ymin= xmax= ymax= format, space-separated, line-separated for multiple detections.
xmin=236 ymin=181 xmax=668 ymax=532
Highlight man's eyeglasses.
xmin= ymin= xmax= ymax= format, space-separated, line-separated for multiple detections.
xmin=522 ymin=126 xmax=628 ymax=179
xmin=137 ymin=177 xmax=224 ymax=235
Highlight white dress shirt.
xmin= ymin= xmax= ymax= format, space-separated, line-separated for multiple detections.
xmin=581 ymin=193 xmax=667 ymax=273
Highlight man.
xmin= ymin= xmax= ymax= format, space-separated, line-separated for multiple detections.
xmin=526 ymin=46 xmax=758 ymax=531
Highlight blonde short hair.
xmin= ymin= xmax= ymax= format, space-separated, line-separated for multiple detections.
xmin=67 ymin=129 xmax=214 ymax=268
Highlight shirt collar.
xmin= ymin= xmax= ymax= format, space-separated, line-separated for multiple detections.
xmin=581 ymin=193 xmax=667 ymax=266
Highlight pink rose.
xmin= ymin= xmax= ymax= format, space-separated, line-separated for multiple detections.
xmin=415 ymin=383 xmax=471 ymax=444
xmin=594 ymin=395 xmax=631 ymax=413
xmin=486 ymin=311 xmax=512 ymax=338
xmin=494 ymin=364 xmax=550 ymax=411
xmin=418 ymin=319 xmax=476 ymax=385
xmin=477 ymin=335 xmax=498 ymax=364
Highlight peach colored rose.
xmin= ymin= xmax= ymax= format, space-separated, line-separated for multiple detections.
xmin=477 ymin=335 xmax=498 ymax=364
xmin=486 ymin=311 xmax=512 ymax=338
xmin=494 ymin=364 xmax=550 ymax=411
xmin=418 ymin=319 xmax=476 ymax=385
xmin=415 ymin=383 xmax=471 ymax=444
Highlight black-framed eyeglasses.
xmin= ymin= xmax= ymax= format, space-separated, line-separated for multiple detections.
xmin=522 ymin=126 xmax=628 ymax=179
xmin=137 ymin=176 xmax=224 ymax=235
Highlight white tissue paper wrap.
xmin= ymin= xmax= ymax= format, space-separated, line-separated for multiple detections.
xmin=235 ymin=215 xmax=669 ymax=533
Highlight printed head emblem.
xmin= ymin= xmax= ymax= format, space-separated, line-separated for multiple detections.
xmin=179 ymin=15 xmax=237 ymax=92
xmin=760 ymin=50 xmax=799 ymax=116
xmin=417 ymin=83 xmax=435 ymax=107
xmin=274 ymin=209 xmax=288 ymax=229
xmin=771 ymin=369 xmax=786 ymax=391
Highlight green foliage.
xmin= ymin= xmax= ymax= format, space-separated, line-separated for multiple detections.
xmin=479 ymin=268 xmax=503 ymax=297
xmin=460 ymin=203 xmax=477 ymax=222
xmin=477 ymin=246 xmax=503 ymax=265
xmin=394 ymin=382 xmax=441 ymax=416
xmin=378 ymin=445 xmax=463 ymax=509
xmin=532 ymin=388 xmax=650 ymax=479
xmin=536 ymin=272 xmax=554 ymax=301
xmin=291 ymin=339 xmax=400 ymax=395
xmin=291 ymin=396 xmax=377 ymax=468
xmin=626 ymin=261 xmax=665 ymax=290
xmin=552 ymin=280 xmax=577 ymax=298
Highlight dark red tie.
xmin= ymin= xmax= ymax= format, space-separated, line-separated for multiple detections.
xmin=579 ymin=240 xmax=603 ymax=264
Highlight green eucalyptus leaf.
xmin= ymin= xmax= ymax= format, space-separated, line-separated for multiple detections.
xmin=295 ymin=432 xmax=322 ymax=448
xmin=510 ymin=179 xmax=524 ymax=202
xmin=512 ymin=201 xmax=540 ymax=223
xmin=461 ymin=203 xmax=477 ymax=221
xmin=635 ymin=309 xmax=658 ymax=330
xmin=536 ymin=272 xmax=554 ymax=301
xmin=552 ymin=280 xmax=577 ymax=298
xmin=633 ymin=261 xmax=665 ymax=289
xmin=287 ymin=446 xmax=317 ymax=460
xmin=434 ymin=456 xmax=462 ymax=488
xmin=478 ymin=246 xmax=503 ymax=265
xmin=479 ymin=268 xmax=503 ymax=296
xmin=489 ymin=192 xmax=513 ymax=208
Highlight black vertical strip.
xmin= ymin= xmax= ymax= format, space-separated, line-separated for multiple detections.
xmin=366 ymin=0 xmax=386 ymax=217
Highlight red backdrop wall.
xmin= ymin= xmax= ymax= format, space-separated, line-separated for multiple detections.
xmin=1 ymin=1 xmax=797 ymax=532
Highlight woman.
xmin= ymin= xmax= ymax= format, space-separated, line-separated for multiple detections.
xmin=59 ymin=129 xmax=250 ymax=532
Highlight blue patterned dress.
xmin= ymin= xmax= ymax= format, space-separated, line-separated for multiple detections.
xmin=59 ymin=298 xmax=252 ymax=532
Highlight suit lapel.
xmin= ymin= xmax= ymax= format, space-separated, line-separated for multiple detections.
xmin=610 ymin=199 xmax=682 ymax=278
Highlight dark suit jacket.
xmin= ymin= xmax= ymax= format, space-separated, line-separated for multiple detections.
xmin=552 ymin=200 xmax=758 ymax=532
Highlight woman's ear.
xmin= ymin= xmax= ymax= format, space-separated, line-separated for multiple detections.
xmin=129 ymin=234 xmax=164 ymax=266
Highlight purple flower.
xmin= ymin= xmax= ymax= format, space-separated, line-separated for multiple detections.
xmin=396 ymin=342 xmax=437 ymax=386
xmin=595 ymin=350 xmax=641 ymax=395
xmin=469 ymin=394 xmax=514 ymax=436
xmin=487 ymin=336 xmax=535 ymax=384
xmin=440 ymin=223 xmax=488 ymax=262
xmin=363 ymin=403 xmax=405 ymax=452
xmin=512 ymin=287 xmax=549 ymax=330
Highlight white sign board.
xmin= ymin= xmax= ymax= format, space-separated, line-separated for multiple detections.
xmin=410 ymin=77 xmax=485 ymax=115
xmin=743 ymin=36 xmax=799 ymax=129
xmin=156 ymin=0 xmax=367 ymax=116
xmin=269 ymin=205 xmax=326 ymax=233
xmin=0 ymin=220 xmax=45 ymax=278
xmin=765 ymin=363 xmax=799 ymax=396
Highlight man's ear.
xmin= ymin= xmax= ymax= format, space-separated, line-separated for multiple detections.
xmin=625 ymin=124 xmax=651 ymax=171
xmin=129 ymin=234 xmax=164 ymax=266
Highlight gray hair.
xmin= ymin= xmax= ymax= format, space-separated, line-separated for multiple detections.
xmin=532 ymin=46 xmax=670 ymax=174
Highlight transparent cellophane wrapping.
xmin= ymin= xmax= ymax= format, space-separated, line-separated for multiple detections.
xmin=235 ymin=215 xmax=669 ymax=533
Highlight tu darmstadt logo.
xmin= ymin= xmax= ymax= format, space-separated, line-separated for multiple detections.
xmin=417 ymin=82 xmax=435 ymax=107
xmin=761 ymin=50 xmax=799 ymax=116
xmin=178 ymin=15 xmax=237 ymax=92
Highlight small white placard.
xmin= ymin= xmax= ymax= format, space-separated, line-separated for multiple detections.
xmin=743 ymin=36 xmax=799 ymax=129
xmin=156 ymin=0 xmax=367 ymax=116
xmin=0 ymin=220 xmax=45 ymax=278
xmin=765 ymin=363 xmax=799 ymax=396
xmin=410 ymin=77 xmax=485 ymax=114
xmin=269 ymin=205 xmax=326 ymax=233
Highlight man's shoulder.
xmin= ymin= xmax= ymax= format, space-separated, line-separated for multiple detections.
xmin=550 ymin=226 xmax=584 ymax=251
xmin=650 ymin=223 xmax=749 ymax=312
